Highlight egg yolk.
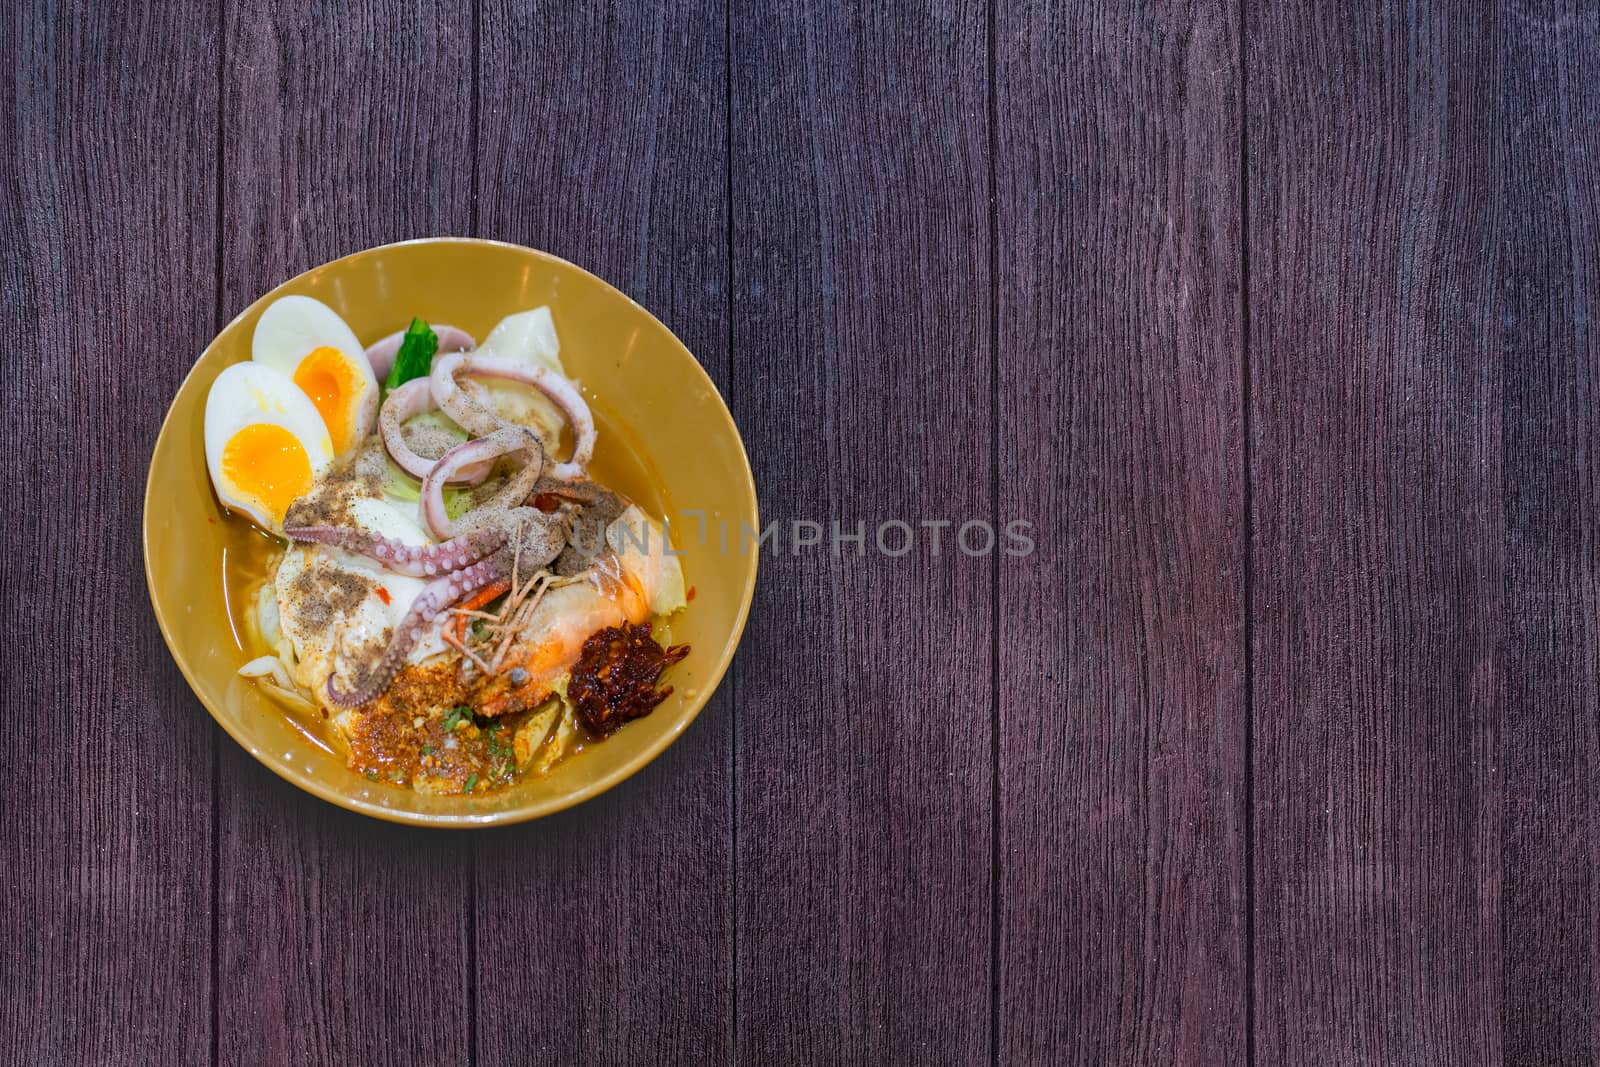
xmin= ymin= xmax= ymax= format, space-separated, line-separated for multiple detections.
xmin=293 ymin=346 xmax=360 ymax=450
xmin=221 ymin=423 xmax=313 ymax=523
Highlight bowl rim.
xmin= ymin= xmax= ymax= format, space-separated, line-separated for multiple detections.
xmin=143 ymin=236 xmax=758 ymax=828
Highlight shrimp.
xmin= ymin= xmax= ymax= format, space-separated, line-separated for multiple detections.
xmin=473 ymin=506 xmax=669 ymax=717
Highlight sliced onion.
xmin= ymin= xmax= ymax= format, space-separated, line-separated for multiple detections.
xmin=238 ymin=656 xmax=319 ymax=715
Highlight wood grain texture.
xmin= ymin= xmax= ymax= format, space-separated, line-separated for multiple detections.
xmin=13 ymin=0 xmax=1600 ymax=1060
xmin=730 ymin=2 xmax=993 ymax=1061
xmin=994 ymin=0 xmax=1248 ymax=1063
xmin=472 ymin=2 xmax=733 ymax=1063
xmin=1247 ymin=1 xmax=1504 ymax=1062
xmin=0 ymin=4 xmax=222 ymax=1062
xmin=0 ymin=1 xmax=219 ymax=1063
xmin=1501 ymin=5 xmax=1600 ymax=1064
xmin=215 ymin=3 xmax=475 ymax=1063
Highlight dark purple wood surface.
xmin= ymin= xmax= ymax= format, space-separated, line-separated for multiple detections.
xmin=1502 ymin=6 xmax=1600 ymax=1064
xmin=730 ymin=2 xmax=994 ymax=1062
xmin=4 ymin=1 xmax=1598 ymax=1064
xmin=995 ymin=0 xmax=1248 ymax=1062
xmin=2 ymin=3 xmax=220 ymax=1064
xmin=1247 ymin=1 xmax=1504 ymax=1063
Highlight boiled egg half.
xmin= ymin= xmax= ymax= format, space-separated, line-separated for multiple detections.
xmin=252 ymin=295 xmax=378 ymax=454
xmin=204 ymin=362 xmax=334 ymax=534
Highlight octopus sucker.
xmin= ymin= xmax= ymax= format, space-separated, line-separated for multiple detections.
xmin=283 ymin=523 xmax=507 ymax=578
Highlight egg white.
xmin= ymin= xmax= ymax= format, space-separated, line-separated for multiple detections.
xmin=276 ymin=488 xmax=451 ymax=704
xmin=252 ymin=295 xmax=378 ymax=451
xmin=203 ymin=363 xmax=334 ymax=533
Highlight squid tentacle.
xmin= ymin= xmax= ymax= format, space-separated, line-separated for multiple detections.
xmin=283 ymin=524 xmax=508 ymax=578
xmin=326 ymin=557 xmax=503 ymax=707
xmin=430 ymin=352 xmax=503 ymax=437
xmin=420 ymin=427 xmax=546 ymax=540
xmin=430 ymin=352 xmax=597 ymax=479
xmin=378 ymin=379 xmax=493 ymax=484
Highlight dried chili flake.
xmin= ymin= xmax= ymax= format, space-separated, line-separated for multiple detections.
xmin=569 ymin=622 xmax=689 ymax=737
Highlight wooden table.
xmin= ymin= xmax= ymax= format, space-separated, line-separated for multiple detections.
xmin=5 ymin=1 xmax=1596 ymax=1063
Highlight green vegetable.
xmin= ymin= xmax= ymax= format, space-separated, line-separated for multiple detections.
xmin=384 ymin=317 xmax=439 ymax=391
xmin=405 ymin=408 xmax=469 ymax=446
xmin=485 ymin=727 xmax=513 ymax=766
xmin=385 ymin=460 xmax=473 ymax=517
xmin=383 ymin=460 xmax=422 ymax=502
xmin=464 ymin=774 xmax=479 ymax=793
xmin=443 ymin=706 xmax=472 ymax=732
xmin=444 ymin=487 xmax=473 ymax=520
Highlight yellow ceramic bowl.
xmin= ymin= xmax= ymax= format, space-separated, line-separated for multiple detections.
xmin=144 ymin=238 xmax=757 ymax=827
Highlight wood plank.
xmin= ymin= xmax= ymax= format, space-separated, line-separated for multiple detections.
xmin=1247 ymin=1 xmax=1503 ymax=1061
xmin=471 ymin=2 xmax=733 ymax=1064
xmin=215 ymin=3 xmax=475 ymax=1063
xmin=993 ymin=0 xmax=1248 ymax=1062
xmin=0 ymin=1 xmax=220 ymax=1062
xmin=1502 ymin=8 xmax=1600 ymax=1065
xmin=730 ymin=3 xmax=992 ymax=1060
